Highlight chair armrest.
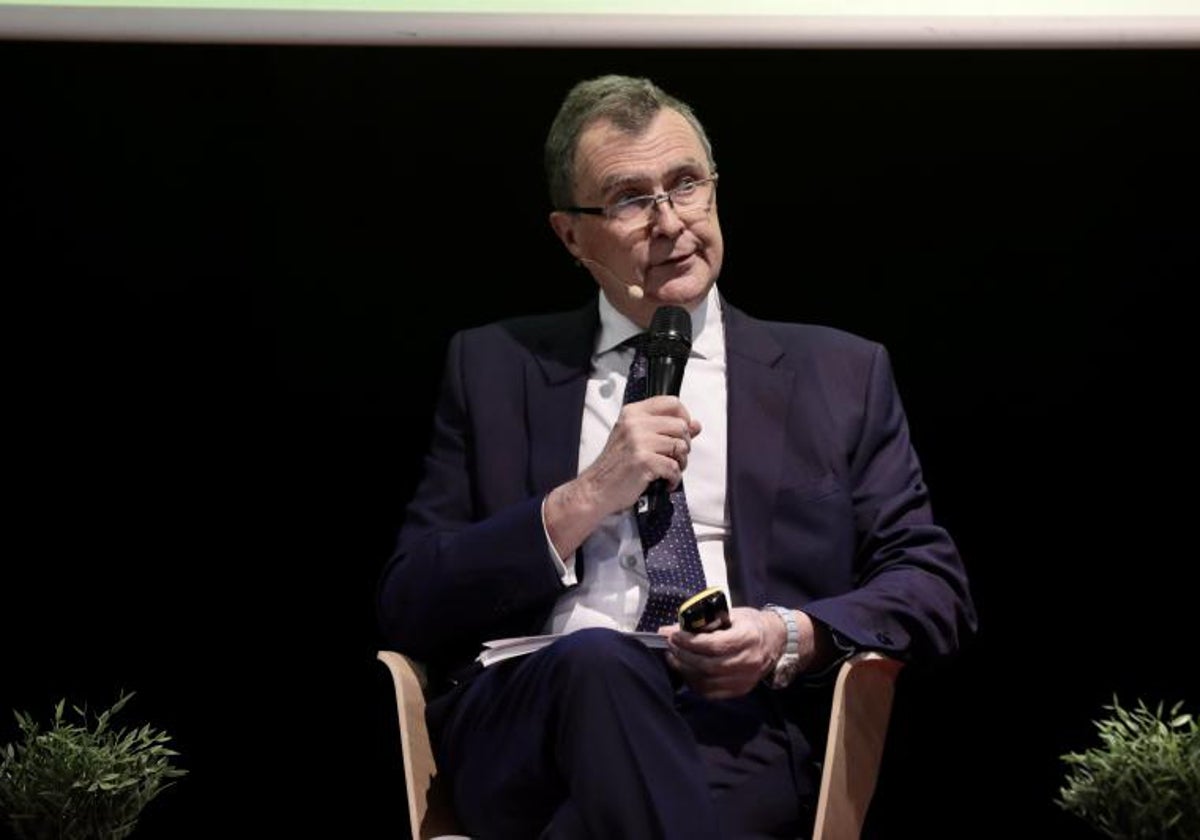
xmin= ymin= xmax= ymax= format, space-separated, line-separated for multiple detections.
xmin=377 ymin=651 xmax=464 ymax=840
xmin=812 ymin=651 xmax=904 ymax=840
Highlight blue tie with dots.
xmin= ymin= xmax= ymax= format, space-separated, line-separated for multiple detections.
xmin=623 ymin=336 xmax=708 ymax=632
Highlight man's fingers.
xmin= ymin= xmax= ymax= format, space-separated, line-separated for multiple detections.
xmin=620 ymin=397 xmax=701 ymax=438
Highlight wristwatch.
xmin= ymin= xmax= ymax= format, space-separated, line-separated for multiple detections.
xmin=763 ymin=604 xmax=801 ymax=689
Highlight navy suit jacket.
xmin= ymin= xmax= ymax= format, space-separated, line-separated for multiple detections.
xmin=379 ymin=295 xmax=975 ymax=689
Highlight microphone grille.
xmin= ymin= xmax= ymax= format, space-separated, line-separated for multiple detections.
xmin=647 ymin=305 xmax=692 ymax=358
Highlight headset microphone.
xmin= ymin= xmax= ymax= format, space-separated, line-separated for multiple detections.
xmin=577 ymin=257 xmax=645 ymax=300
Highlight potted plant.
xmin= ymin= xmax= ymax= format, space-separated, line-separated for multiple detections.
xmin=0 ymin=692 xmax=186 ymax=840
xmin=1057 ymin=696 xmax=1199 ymax=839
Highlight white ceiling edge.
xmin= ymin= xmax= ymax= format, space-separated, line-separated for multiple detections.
xmin=2 ymin=8 xmax=1199 ymax=46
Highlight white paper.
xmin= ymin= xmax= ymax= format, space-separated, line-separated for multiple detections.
xmin=477 ymin=631 xmax=669 ymax=667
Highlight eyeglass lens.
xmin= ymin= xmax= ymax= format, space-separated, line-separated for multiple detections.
xmin=611 ymin=179 xmax=714 ymax=223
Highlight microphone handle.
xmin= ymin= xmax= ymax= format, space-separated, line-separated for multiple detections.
xmin=645 ymin=355 xmax=686 ymax=399
xmin=639 ymin=355 xmax=687 ymax=515
xmin=640 ymin=478 xmax=670 ymax=514
xmin=636 ymin=315 xmax=691 ymax=517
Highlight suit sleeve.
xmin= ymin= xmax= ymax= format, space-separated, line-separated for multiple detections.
xmin=800 ymin=344 xmax=977 ymax=663
xmin=376 ymin=330 xmax=566 ymax=667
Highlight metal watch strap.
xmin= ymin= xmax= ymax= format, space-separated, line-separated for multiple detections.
xmin=764 ymin=604 xmax=801 ymax=689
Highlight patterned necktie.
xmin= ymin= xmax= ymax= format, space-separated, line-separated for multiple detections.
xmin=622 ymin=336 xmax=708 ymax=632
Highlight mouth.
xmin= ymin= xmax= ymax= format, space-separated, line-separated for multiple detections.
xmin=652 ymin=252 xmax=696 ymax=270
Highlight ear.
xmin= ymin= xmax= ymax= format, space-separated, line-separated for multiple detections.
xmin=549 ymin=211 xmax=583 ymax=260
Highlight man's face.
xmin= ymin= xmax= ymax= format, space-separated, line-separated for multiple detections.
xmin=550 ymin=108 xmax=724 ymax=328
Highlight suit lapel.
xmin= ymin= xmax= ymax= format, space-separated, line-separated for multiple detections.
xmin=723 ymin=301 xmax=794 ymax=607
xmin=527 ymin=301 xmax=597 ymax=494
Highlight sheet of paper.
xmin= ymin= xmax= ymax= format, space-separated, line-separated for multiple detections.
xmin=478 ymin=631 xmax=668 ymax=667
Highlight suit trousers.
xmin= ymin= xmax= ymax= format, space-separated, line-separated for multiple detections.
xmin=432 ymin=628 xmax=815 ymax=840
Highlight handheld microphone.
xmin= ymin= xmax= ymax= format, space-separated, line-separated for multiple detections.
xmin=640 ymin=305 xmax=692 ymax=514
xmin=577 ymin=256 xmax=645 ymax=300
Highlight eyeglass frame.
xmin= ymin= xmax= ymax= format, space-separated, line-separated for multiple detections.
xmin=561 ymin=173 xmax=719 ymax=225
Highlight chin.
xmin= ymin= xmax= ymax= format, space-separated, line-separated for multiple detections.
xmin=650 ymin=272 xmax=712 ymax=310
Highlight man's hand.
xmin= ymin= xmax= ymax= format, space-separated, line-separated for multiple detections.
xmin=584 ymin=396 xmax=701 ymax=512
xmin=662 ymin=606 xmax=785 ymax=699
xmin=545 ymin=396 xmax=700 ymax=559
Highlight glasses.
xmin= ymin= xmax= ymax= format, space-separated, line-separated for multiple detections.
xmin=565 ymin=174 xmax=718 ymax=228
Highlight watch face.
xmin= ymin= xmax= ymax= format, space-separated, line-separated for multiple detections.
xmin=771 ymin=655 xmax=801 ymax=689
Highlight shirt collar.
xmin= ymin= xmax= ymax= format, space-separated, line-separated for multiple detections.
xmin=595 ymin=285 xmax=723 ymax=361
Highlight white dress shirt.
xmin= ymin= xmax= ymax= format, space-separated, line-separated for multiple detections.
xmin=543 ymin=286 xmax=732 ymax=634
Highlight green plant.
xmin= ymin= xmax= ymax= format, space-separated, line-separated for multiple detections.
xmin=0 ymin=692 xmax=187 ymax=840
xmin=1057 ymin=696 xmax=1199 ymax=840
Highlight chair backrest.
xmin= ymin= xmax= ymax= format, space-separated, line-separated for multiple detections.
xmin=378 ymin=648 xmax=901 ymax=840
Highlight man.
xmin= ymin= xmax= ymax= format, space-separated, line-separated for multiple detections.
xmin=378 ymin=75 xmax=975 ymax=839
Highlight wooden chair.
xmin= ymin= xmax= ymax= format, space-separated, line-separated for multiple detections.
xmin=377 ymin=649 xmax=902 ymax=840
xmin=811 ymin=652 xmax=904 ymax=840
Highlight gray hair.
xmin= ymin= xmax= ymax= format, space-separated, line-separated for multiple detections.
xmin=544 ymin=75 xmax=716 ymax=209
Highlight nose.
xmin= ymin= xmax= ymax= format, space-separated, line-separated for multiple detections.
xmin=649 ymin=195 xmax=686 ymax=236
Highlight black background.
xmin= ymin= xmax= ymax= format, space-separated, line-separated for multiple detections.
xmin=3 ymin=43 xmax=1198 ymax=838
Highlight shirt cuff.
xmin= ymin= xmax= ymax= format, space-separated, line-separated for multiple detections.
xmin=540 ymin=496 xmax=578 ymax=587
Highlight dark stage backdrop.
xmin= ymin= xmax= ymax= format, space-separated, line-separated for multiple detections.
xmin=3 ymin=44 xmax=1198 ymax=839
